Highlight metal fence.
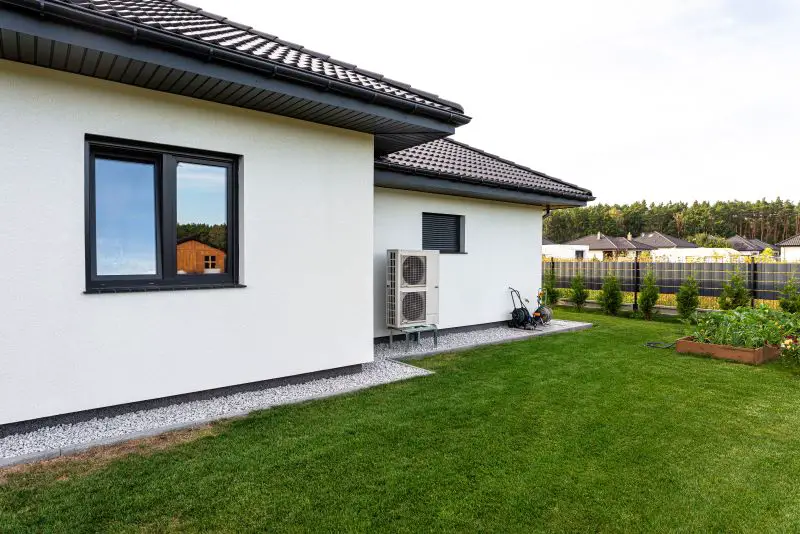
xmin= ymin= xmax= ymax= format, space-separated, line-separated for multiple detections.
xmin=545 ymin=259 xmax=800 ymax=305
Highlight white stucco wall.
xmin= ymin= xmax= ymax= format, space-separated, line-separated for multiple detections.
xmin=782 ymin=247 xmax=800 ymax=262
xmin=543 ymin=244 xmax=589 ymax=259
xmin=373 ymin=188 xmax=543 ymax=337
xmin=0 ymin=60 xmax=375 ymax=425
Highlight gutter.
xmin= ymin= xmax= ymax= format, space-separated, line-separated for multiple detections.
xmin=374 ymin=161 xmax=595 ymax=203
xmin=1 ymin=0 xmax=471 ymax=127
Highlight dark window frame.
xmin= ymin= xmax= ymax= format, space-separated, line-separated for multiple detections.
xmin=84 ymin=135 xmax=240 ymax=293
xmin=422 ymin=212 xmax=466 ymax=254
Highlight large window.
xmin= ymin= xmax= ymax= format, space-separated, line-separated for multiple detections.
xmin=85 ymin=137 xmax=239 ymax=292
xmin=422 ymin=212 xmax=465 ymax=253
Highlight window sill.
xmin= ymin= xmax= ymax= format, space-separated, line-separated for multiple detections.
xmin=84 ymin=283 xmax=246 ymax=295
xmin=439 ymin=251 xmax=468 ymax=255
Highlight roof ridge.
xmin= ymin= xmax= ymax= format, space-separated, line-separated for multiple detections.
xmin=159 ymin=0 xmax=464 ymax=112
xmin=441 ymin=138 xmax=593 ymax=196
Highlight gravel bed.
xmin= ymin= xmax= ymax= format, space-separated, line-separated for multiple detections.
xmin=375 ymin=320 xmax=589 ymax=359
xmin=0 ymin=320 xmax=589 ymax=462
xmin=0 ymin=359 xmax=429 ymax=460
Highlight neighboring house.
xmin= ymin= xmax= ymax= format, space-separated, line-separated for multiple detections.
xmin=177 ymin=238 xmax=227 ymax=275
xmin=632 ymin=231 xmax=696 ymax=261
xmin=727 ymin=235 xmax=775 ymax=256
xmin=777 ymin=235 xmax=800 ymax=262
xmin=542 ymin=239 xmax=590 ymax=260
xmin=0 ymin=1 xmax=593 ymax=427
xmin=566 ymin=233 xmax=653 ymax=260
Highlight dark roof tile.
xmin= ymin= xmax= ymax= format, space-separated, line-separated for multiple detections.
xmin=56 ymin=0 xmax=464 ymax=114
xmin=777 ymin=235 xmax=800 ymax=247
xmin=567 ymin=233 xmax=654 ymax=251
xmin=377 ymin=138 xmax=593 ymax=201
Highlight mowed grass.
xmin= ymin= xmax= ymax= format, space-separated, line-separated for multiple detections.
xmin=4 ymin=310 xmax=800 ymax=532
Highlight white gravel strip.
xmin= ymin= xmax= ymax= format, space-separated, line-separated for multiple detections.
xmin=376 ymin=319 xmax=591 ymax=360
xmin=0 ymin=320 xmax=590 ymax=465
xmin=0 ymin=359 xmax=429 ymax=461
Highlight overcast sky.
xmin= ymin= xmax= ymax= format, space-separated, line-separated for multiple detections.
xmin=196 ymin=0 xmax=800 ymax=205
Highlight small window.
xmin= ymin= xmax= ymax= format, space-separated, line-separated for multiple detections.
xmin=86 ymin=137 xmax=239 ymax=292
xmin=575 ymin=250 xmax=584 ymax=260
xmin=422 ymin=213 xmax=465 ymax=253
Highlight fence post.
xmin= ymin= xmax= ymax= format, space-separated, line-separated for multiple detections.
xmin=632 ymin=252 xmax=640 ymax=311
xmin=751 ymin=260 xmax=758 ymax=308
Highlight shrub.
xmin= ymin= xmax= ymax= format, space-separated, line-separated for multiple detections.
xmin=599 ymin=275 xmax=622 ymax=316
xmin=542 ymin=267 xmax=560 ymax=306
xmin=779 ymin=278 xmax=800 ymax=314
xmin=718 ymin=272 xmax=750 ymax=310
xmin=570 ymin=274 xmax=588 ymax=312
xmin=676 ymin=276 xmax=700 ymax=321
xmin=638 ymin=270 xmax=659 ymax=320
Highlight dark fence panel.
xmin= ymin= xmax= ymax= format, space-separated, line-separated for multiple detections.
xmin=546 ymin=259 xmax=800 ymax=304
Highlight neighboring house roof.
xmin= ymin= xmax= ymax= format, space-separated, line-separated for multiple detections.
xmin=542 ymin=238 xmax=555 ymax=245
xmin=633 ymin=231 xmax=698 ymax=249
xmin=177 ymin=237 xmax=226 ymax=253
xmin=0 ymin=0 xmax=469 ymax=154
xmin=566 ymin=233 xmax=654 ymax=251
xmin=375 ymin=138 xmax=594 ymax=205
xmin=727 ymin=235 xmax=773 ymax=252
xmin=749 ymin=238 xmax=775 ymax=251
xmin=777 ymin=234 xmax=800 ymax=247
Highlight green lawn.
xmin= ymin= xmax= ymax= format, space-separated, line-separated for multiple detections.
xmin=4 ymin=310 xmax=800 ymax=532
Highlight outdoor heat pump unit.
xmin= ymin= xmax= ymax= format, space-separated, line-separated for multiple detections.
xmin=386 ymin=249 xmax=440 ymax=328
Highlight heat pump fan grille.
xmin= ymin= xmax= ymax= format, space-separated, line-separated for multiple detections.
xmin=386 ymin=251 xmax=397 ymax=326
xmin=402 ymin=291 xmax=427 ymax=323
xmin=402 ymin=255 xmax=426 ymax=286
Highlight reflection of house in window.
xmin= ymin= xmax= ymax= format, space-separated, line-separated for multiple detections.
xmin=177 ymin=238 xmax=226 ymax=274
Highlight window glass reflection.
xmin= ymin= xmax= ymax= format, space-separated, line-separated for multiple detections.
xmin=176 ymin=162 xmax=227 ymax=275
xmin=95 ymin=158 xmax=158 ymax=276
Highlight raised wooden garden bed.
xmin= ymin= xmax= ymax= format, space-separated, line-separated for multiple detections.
xmin=676 ymin=337 xmax=781 ymax=365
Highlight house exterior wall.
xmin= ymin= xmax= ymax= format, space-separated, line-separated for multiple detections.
xmin=542 ymin=244 xmax=589 ymax=260
xmin=782 ymin=247 xmax=800 ymax=262
xmin=0 ymin=60 xmax=374 ymax=425
xmin=373 ymin=187 xmax=543 ymax=337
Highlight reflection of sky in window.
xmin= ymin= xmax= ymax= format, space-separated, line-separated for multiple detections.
xmin=95 ymin=158 xmax=157 ymax=276
xmin=177 ymin=163 xmax=227 ymax=225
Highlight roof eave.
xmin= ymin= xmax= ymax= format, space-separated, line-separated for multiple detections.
xmin=374 ymin=167 xmax=591 ymax=208
xmin=0 ymin=1 xmax=469 ymax=154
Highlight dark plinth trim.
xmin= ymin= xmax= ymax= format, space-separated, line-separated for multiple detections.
xmin=0 ymin=364 xmax=362 ymax=438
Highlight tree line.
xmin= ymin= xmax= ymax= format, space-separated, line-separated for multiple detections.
xmin=544 ymin=199 xmax=800 ymax=245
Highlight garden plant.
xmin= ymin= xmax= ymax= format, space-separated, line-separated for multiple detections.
xmin=779 ymin=278 xmax=800 ymax=314
xmin=599 ymin=275 xmax=622 ymax=316
xmin=543 ymin=267 xmax=560 ymax=306
xmin=718 ymin=272 xmax=750 ymax=310
xmin=570 ymin=273 xmax=588 ymax=312
xmin=676 ymin=276 xmax=700 ymax=321
xmin=638 ymin=270 xmax=659 ymax=320
xmin=690 ymin=306 xmax=800 ymax=349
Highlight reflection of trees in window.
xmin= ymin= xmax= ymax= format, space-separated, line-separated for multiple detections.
xmin=177 ymin=223 xmax=227 ymax=251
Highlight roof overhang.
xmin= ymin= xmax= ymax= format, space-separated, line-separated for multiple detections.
xmin=375 ymin=168 xmax=590 ymax=208
xmin=0 ymin=1 xmax=470 ymax=155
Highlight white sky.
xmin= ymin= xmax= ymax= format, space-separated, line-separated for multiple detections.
xmin=195 ymin=0 xmax=800 ymax=204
